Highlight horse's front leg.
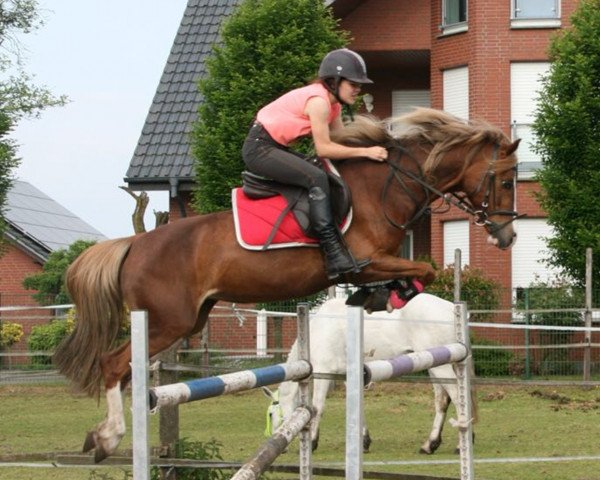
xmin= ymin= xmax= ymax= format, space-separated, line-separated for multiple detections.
xmin=365 ymin=254 xmax=436 ymax=286
xmin=83 ymin=382 xmax=126 ymax=462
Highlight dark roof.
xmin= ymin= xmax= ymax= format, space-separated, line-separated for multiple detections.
xmin=4 ymin=180 xmax=107 ymax=262
xmin=124 ymin=0 xmax=241 ymax=193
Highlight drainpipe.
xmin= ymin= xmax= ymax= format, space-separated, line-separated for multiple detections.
xmin=169 ymin=178 xmax=187 ymax=218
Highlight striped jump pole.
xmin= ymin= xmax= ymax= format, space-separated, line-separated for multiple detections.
xmin=364 ymin=342 xmax=468 ymax=383
xmin=149 ymin=360 xmax=312 ymax=410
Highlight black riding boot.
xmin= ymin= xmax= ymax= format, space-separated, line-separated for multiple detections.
xmin=308 ymin=187 xmax=370 ymax=280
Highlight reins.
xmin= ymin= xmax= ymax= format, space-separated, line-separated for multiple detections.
xmin=382 ymin=143 xmax=524 ymax=232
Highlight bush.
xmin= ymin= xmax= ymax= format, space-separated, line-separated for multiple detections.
xmin=151 ymin=438 xmax=230 ymax=480
xmin=426 ymin=263 xmax=501 ymax=319
xmin=0 ymin=321 xmax=23 ymax=347
xmin=27 ymin=318 xmax=70 ymax=365
xmin=471 ymin=336 xmax=515 ymax=377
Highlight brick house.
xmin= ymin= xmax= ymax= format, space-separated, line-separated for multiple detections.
xmin=125 ymin=0 xmax=576 ymax=310
xmin=0 ymin=180 xmax=106 ymax=355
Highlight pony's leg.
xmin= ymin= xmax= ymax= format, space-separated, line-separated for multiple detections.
xmin=82 ymin=340 xmax=135 ymax=462
xmin=419 ymin=382 xmax=451 ymax=454
xmin=85 ymin=302 xmax=202 ymax=462
xmin=310 ymin=379 xmax=332 ymax=451
xmin=363 ymin=425 xmax=372 ymax=453
xmin=83 ymin=381 xmax=126 ymax=462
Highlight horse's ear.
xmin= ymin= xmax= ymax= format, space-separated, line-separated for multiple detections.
xmin=261 ymin=386 xmax=274 ymax=399
xmin=505 ymin=138 xmax=521 ymax=156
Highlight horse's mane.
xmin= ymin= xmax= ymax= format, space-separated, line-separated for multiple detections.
xmin=333 ymin=108 xmax=513 ymax=174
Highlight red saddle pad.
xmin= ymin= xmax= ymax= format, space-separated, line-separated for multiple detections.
xmin=232 ymin=188 xmax=351 ymax=250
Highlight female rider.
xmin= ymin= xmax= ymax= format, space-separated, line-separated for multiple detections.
xmin=242 ymin=48 xmax=388 ymax=280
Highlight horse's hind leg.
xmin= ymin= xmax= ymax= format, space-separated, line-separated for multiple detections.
xmin=82 ymin=341 xmax=132 ymax=462
xmin=84 ymin=303 xmax=200 ymax=462
xmin=419 ymin=381 xmax=451 ymax=454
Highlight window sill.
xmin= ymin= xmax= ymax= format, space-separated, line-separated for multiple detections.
xmin=510 ymin=18 xmax=561 ymax=29
xmin=438 ymin=23 xmax=468 ymax=37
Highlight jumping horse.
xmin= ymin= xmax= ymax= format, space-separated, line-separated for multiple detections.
xmin=54 ymin=108 xmax=519 ymax=462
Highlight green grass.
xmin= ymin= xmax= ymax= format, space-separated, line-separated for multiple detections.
xmin=1 ymin=382 xmax=600 ymax=479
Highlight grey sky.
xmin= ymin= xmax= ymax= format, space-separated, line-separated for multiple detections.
xmin=12 ymin=0 xmax=189 ymax=238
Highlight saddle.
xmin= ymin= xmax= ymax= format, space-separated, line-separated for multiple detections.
xmin=240 ymin=158 xmax=352 ymax=241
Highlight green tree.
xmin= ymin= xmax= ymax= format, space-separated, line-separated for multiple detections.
xmin=22 ymin=240 xmax=95 ymax=305
xmin=533 ymin=0 xmax=600 ymax=286
xmin=0 ymin=0 xmax=67 ymax=241
xmin=191 ymin=0 xmax=348 ymax=213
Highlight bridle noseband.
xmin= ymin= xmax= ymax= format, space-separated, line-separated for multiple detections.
xmin=382 ymin=143 xmax=524 ymax=232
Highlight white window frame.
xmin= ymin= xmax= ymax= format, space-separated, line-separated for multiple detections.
xmin=440 ymin=0 xmax=468 ymax=35
xmin=511 ymin=0 xmax=560 ymax=29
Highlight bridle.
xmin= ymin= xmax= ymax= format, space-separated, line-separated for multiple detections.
xmin=381 ymin=142 xmax=524 ymax=232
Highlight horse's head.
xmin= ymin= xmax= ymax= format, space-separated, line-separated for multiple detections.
xmin=262 ymin=384 xmax=297 ymax=437
xmin=261 ymin=386 xmax=284 ymax=436
xmin=385 ymin=108 xmax=522 ymax=250
xmin=460 ymin=139 xmax=521 ymax=250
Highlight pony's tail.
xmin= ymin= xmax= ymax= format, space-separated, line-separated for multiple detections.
xmin=468 ymin=355 xmax=479 ymax=424
xmin=53 ymin=237 xmax=133 ymax=398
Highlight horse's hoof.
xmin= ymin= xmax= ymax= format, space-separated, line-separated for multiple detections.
xmin=454 ymin=447 xmax=460 ymax=455
xmin=83 ymin=431 xmax=97 ymax=453
xmin=419 ymin=447 xmax=432 ymax=455
xmin=94 ymin=446 xmax=110 ymax=463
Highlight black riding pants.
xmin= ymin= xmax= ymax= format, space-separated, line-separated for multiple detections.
xmin=242 ymin=122 xmax=331 ymax=197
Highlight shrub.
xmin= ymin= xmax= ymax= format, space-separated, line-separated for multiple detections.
xmin=151 ymin=438 xmax=230 ymax=480
xmin=0 ymin=321 xmax=23 ymax=347
xmin=471 ymin=336 xmax=515 ymax=377
xmin=27 ymin=318 xmax=70 ymax=365
xmin=426 ymin=263 xmax=501 ymax=319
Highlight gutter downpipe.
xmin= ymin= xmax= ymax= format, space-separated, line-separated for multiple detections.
xmin=169 ymin=178 xmax=187 ymax=218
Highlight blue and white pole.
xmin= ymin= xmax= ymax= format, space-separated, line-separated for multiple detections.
xmin=364 ymin=343 xmax=467 ymax=383
xmin=149 ymin=360 xmax=312 ymax=410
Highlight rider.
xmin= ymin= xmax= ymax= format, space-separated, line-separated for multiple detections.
xmin=242 ymin=48 xmax=388 ymax=280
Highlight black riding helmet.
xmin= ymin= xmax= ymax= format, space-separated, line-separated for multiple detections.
xmin=318 ymin=48 xmax=373 ymax=105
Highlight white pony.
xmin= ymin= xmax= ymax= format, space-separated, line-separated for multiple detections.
xmin=263 ymin=294 xmax=477 ymax=454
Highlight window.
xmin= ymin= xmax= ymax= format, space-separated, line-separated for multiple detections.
xmin=513 ymin=0 xmax=558 ymax=19
xmin=511 ymin=0 xmax=560 ymax=28
xmin=443 ymin=220 xmax=469 ymax=267
xmin=400 ymin=230 xmax=414 ymax=260
xmin=511 ymin=218 xmax=557 ymax=289
xmin=443 ymin=66 xmax=469 ymax=120
xmin=510 ymin=62 xmax=550 ymax=178
xmin=441 ymin=0 xmax=467 ymax=34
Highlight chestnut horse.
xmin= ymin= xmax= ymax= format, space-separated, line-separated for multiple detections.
xmin=54 ymin=108 xmax=519 ymax=462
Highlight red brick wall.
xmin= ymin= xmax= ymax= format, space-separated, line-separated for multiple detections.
xmin=0 ymin=245 xmax=49 ymax=355
xmin=340 ymin=0 xmax=430 ymax=52
xmin=169 ymin=191 xmax=197 ymax=221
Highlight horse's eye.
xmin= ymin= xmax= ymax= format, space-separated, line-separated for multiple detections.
xmin=501 ymin=180 xmax=513 ymax=190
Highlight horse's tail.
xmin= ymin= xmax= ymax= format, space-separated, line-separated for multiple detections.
xmin=468 ymin=355 xmax=479 ymax=424
xmin=53 ymin=237 xmax=134 ymax=398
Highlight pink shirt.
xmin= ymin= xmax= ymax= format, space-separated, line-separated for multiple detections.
xmin=256 ymin=83 xmax=341 ymax=146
